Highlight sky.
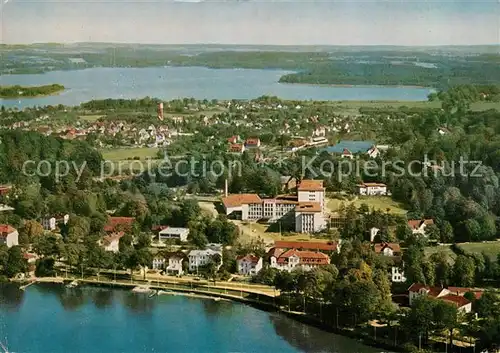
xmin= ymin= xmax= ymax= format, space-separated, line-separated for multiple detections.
xmin=0 ymin=0 xmax=499 ymax=46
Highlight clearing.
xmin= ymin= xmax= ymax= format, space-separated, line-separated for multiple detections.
xmin=425 ymin=241 xmax=500 ymax=262
xmin=327 ymin=196 xmax=407 ymax=215
xmin=101 ymin=147 xmax=160 ymax=161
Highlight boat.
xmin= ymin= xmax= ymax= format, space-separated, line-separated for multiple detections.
xmin=66 ymin=280 xmax=79 ymax=288
xmin=132 ymin=285 xmax=152 ymax=293
xmin=148 ymin=290 xmax=159 ymax=298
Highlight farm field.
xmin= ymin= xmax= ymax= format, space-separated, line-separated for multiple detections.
xmin=327 ymin=196 xmax=407 ymax=215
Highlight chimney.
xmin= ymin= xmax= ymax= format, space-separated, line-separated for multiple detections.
xmin=224 ymin=179 xmax=228 ymax=197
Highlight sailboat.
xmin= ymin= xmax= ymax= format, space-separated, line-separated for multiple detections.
xmin=0 ymin=339 xmax=9 ymax=353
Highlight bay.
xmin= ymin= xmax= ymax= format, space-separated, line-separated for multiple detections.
xmin=0 ymin=67 xmax=432 ymax=109
xmin=0 ymin=283 xmax=385 ymax=353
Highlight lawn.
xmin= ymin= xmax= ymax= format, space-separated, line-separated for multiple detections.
xmin=100 ymin=147 xmax=160 ymax=161
xmin=327 ymin=196 xmax=407 ymax=215
xmin=458 ymin=242 xmax=500 ymax=261
xmin=424 ymin=241 xmax=500 ymax=262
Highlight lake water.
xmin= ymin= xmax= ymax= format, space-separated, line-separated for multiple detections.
xmin=0 ymin=283 xmax=383 ymax=353
xmin=0 ymin=67 xmax=432 ymax=109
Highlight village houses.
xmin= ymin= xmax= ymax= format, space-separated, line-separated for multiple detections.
xmin=236 ymin=255 xmax=263 ymax=276
xmin=0 ymin=224 xmax=19 ymax=248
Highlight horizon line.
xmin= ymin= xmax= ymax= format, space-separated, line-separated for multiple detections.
xmin=3 ymin=42 xmax=500 ymax=48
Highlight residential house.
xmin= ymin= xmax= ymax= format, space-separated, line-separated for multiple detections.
xmin=408 ymin=283 xmax=475 ymax=313
xmin=153 ymin=251 xmax=187 ymax=275
xmin=102 ymin=232 xmax=125 ymax=253
xmin=245 ymin=137 xmax=261 ymax=148
xmin=268 ymin=248 xmax=330 ymax=272
xmin=280 ymin=176 xmax=297 ymax=192
xmin=236 ymin=254 xmax=263 ymax=276
xmin=0 ymin=185 xmax=12 ymax=196
xmin=188 ymin=248 xmax=222 ymax=272
xmin=369 ymin=227 xmax=380 ymax=242
xmin=374 ymin=242 xmax=406 ymax=283
xmin=408 ymin=219 xmax=434 ymax=236
xmin=438 ymin=127 xmax=451 ymax=136
xmin=158 ymin=227 xmax=189 ymax=243
xmin=358 ymin=183 xmax=388 ymax=196
xmin=0 ymin=225 xmax=19 ymax=248
xmin=42 ymin=214 xmax=70 ymax=231
xmin=228 ymin=143 xmax=245 ymax=153
xmin=227 ymin=135 xmax=240 ymax=144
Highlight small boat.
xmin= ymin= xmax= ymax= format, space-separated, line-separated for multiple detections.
xmin=132 ymin=285 xmax=152 ymax=293
xmin=213 ymin=297 xmax=221 ymax=302
xmin=148 ymin=290 xmax=159 ymax=298
xmin=66 ymin=280 xmax=79 ymax=288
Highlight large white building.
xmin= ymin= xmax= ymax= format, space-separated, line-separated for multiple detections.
xmin=222 ymin=179 xmax=327 ymax=234
xmin=268 ymin=248 xmax=330 ymax=272
xmin=188 ymin=249 xmax=222 ymax=272
xmin=158 ymin=227 xmax=189 ymax=243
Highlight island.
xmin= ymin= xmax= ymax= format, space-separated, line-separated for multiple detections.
xmin=0 ymin=84 xmax=65 ymax=98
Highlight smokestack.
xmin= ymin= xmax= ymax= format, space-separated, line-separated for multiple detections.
xmin=224 ymin=179 xmax=228 ymax=197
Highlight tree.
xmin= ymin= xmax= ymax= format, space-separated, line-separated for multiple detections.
xmin=5 ymin=246 xmax=27 ymax=277
xmin=33 ymin=233 xmax=61 ymax=258
xmin=439 ymin=221 xmax=454 ymax=243
xmin=453 ymin=255 xmax=476 ymax=287
xmin=22 ymin=220 xmax=44 ymax=241
xmin=396 ymin=224 xmax=413 ymax=242
xmin=434 ymin=300 xmax=459 ymax=346
xmin=402 ymin=296 xmax=435 ymax=345
xmin=136 ymin=248 xmax=153 ymax=280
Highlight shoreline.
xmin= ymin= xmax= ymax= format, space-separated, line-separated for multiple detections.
xmin=0 ymin=89 xmax=65 ymax=100
xmin=12 ymin=277 xmax=401 ymax=352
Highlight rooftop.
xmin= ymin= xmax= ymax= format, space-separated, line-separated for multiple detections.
xmin=407 ymin=219 xmax=434 ymax=230
xmin=295 ymin=202 xmax=322 ymax=213
xmin=222 ymin=194 xmax=262 ymax=208
xmin=297 ymin=179 xmax=324 ymax=191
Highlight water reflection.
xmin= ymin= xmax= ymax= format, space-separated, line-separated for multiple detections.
xmin=0 ymin=283 xmax=24 ymax=312
xmin=91 ymin=289 xmax=114 ymax=309
xmin=269 ymin=314 xmax=380 ymax=353
xmin=122 ymin=292 xmax=156 ymax=314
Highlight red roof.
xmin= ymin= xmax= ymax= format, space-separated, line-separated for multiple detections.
xmin=104 ymin=217 xmax=135 ymax=232
xmin=236 ymin=254 xmax=261 ymax=264
xmin=274 ymin=240 xmax=338 ymax=252
xmin=407 ymin=219 xmax=434 ymax=230
xmin=0 ymin=224 xmax=16 ymax=237
xmin=222 ymin=194 xmax=262 ymax=208
xmin=408 ymin=283 xmax=428 ymax=292
xmin=229 ymin=143 xmax=244 ymax=152
xmin=441 ymin=294 xmax=471 ymax=308
xmin=374 ymin=242 xmax=401 ymax=254
xmin=103 ymin=231 xmax=125 ymax=246
xmin=276 ymin=249 xmax=330 ymax=265
xmin=342 ymin=148 xmax=352 ymax=155
xmin=297 ymin=180 xmax=324 ymax=191
xmin=245 ymin=138 xmax=260 ymax=145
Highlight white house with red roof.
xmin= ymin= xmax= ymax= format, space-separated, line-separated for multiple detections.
xmin=268 ymin=248 xmax=330 ymax=272
xmin=0 ymin=224 xmax=18 ymax=248
xmin=102 ymin=232 xmax=125 ymax=253
xmin=408 ymin=283 xmax=475 ymax=313
xmin=407 ymin=219 xmax=434 ymax=236
xmin=236 ymin=254 xmax=263 ymax=276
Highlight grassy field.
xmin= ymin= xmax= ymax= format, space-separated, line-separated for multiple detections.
xmin=100 ymin=147 xmax=160 ymax=161
xmin=327 ymin=196 xmax=407 ymax=215
xmin=425 ymin=241 xmax=500 ymax=262
xmin=458 ymin=242 xmax=500 ymax=260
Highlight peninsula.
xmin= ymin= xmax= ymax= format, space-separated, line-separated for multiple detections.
xmin=0 ymin=84 xmax=65 ymax=98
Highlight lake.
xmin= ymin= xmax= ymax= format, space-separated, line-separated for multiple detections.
xmin=0 ymin=283 xmax=384 ymax=353
xmin=0 ymin=67 xmax=432 ymax=109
